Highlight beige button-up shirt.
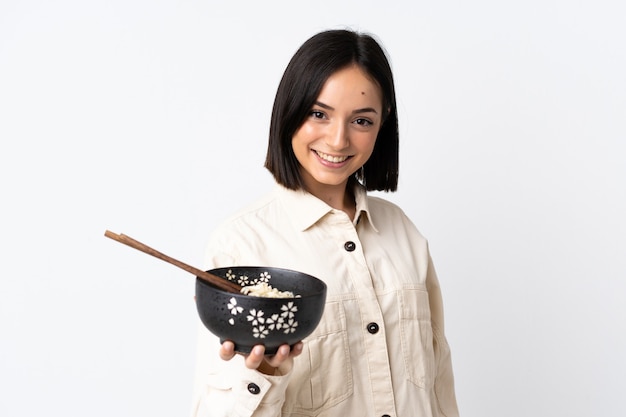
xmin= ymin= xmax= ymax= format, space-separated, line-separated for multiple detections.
xmin=192 ymin=184 xmax=459 ymax=417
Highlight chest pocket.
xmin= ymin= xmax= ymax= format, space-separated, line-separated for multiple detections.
xmin=285 ymin=300 xmax=353 ymax=414
xmin=399 ymin=288 xmax=436 ymax=390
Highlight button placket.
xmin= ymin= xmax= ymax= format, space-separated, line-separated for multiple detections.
xmin=334 ymin=219 xmax=394 ymax=416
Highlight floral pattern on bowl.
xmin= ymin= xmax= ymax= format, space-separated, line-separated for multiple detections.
xmin=195 ymin=266 xmax=327 ymax=354
xmin=224 ymin=270 xmax=299 ymax=339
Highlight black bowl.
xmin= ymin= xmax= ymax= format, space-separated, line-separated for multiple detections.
xmin=195 ymin=266 xmax=327 ymax=354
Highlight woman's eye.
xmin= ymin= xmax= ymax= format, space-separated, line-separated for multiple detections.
xmin=354 ymin=118 xmax=373 ymax=127
xmin=310 ymin=110 xmax=325 ymax=119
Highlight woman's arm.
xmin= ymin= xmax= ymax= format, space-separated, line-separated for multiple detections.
xmin=190 ymin=325 xmax=299 ymax=417
xmin=426 ymin=253 xmax=460 ymax=417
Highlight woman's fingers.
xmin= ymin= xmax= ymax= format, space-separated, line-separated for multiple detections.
xmin=244 ymin=345 xmax=267 ymax=369
xmin=219 ymin=341 xmax=236 ymax=361
xmin=290 ymin=341 xmax=304 ymax=357
xmin=219 ymin=341 xmax=305 ymax=373
xmin=263 ymin=344 xmax=291 ymax=369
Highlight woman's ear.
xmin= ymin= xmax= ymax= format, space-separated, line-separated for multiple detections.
xmin=381 ymin=106 xmax=392 ymax=124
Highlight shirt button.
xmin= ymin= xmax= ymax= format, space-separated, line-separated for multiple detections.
xmin=247 ymin=383 xmax=260 ymax=395
xmin=344 ymin=241 xmax=356 ymax=252
xmin=367 ymin=322 xmax=379 ymax=334
xmin=381 ymin=415 xmax=391 ymax=417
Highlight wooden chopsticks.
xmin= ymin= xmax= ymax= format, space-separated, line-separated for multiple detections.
xmin=104 ymin=230 xmax=241 ymax=294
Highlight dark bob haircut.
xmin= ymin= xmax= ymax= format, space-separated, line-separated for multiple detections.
xmin=264 ymin=29 xmax=399 ymax=192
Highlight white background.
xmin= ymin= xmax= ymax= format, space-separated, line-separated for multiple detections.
xmin=1 ymin=1 xmax=625 ymax=416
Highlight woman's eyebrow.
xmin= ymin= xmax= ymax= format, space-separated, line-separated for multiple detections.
xmin=313 ymin=101 xmax=334 ymax=110
xmin=313 ymin=101 xmax=379 ymax=114
xmin=353 ymin=107 xmax=379 ymax=114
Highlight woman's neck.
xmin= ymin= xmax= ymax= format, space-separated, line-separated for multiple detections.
xmin=304 ymin=181 xmax=356 ymax=220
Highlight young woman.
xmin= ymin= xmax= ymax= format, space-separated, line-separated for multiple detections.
xmin=192 ymin=29 xmax=459 ymax=417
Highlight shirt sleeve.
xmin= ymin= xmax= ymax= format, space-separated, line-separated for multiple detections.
xmin=190 ymin=323 xmax=294 ymax=417
xmin=426 ymin=252 xmax=460 ymax=417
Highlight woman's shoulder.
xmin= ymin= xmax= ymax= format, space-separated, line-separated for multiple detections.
xmin=366 ymin=193 xmax=411 ymax=220
xmin=212 ymin=189 xmax=281 ymax=233
xmin=365 ymin=194 xmax=427 ymax=239
xmin=204 ymin=189 xmax=283 ymax=265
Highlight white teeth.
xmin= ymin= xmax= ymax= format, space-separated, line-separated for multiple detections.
xmin=316 ymin=151 xmax=349 ymax=163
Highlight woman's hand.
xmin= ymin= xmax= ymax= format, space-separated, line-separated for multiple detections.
xmin=219 ymin=341 xmax=304 ymax=375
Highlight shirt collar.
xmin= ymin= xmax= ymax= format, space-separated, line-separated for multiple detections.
xmin=353 ymin=184 xmax=379 ymax=232
xmin=275 ymin=183 xmax=379 ymax=232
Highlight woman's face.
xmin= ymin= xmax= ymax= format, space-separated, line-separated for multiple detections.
xmin=292 ymin=65 xmax=383 ymax=196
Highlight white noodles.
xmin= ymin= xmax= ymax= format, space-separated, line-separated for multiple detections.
xmin=240 ymin=282 xmax=297 ymax=298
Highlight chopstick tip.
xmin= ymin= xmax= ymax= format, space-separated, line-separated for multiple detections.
xmin=104 ymin=229 xmax=119 ymax=239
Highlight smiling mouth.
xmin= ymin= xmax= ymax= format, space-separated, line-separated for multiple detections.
xmin=314 ymin=150 xmax=350 ymax=163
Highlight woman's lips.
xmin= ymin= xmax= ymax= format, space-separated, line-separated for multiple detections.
xmin=314 ymin=150 xmax=350 ymax=163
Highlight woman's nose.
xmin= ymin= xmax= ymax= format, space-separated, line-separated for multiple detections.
xmin=326 ymin=121 xmax=349 ymax=149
